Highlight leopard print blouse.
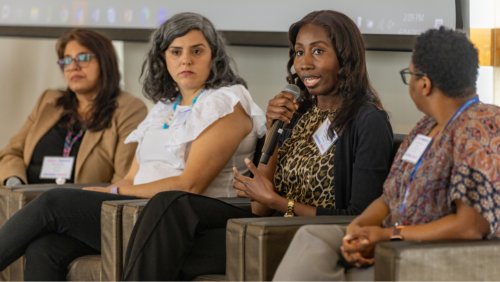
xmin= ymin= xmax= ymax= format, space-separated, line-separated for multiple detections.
xmin=275 ymin=106 xmax=336 ymax=209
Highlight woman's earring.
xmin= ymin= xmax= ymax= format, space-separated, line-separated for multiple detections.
xmin=175 ymin=86 xmax=179 ymax=92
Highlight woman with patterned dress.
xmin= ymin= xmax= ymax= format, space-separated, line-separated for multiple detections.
xmin=273 ymin=27 xmax=499 ymax=281
xmin=122 ymin=10 xmax=393 ymax=280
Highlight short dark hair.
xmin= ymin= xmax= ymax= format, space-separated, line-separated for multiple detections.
xmin=287 ymin=10 xmax=384 ymax=135
xmin=412 ymin=27 xmax=479 ymax=98
xmin=141 ymin=12 xmax=246 ymax=104
xmin=56 ymin=29 xmax=120 ymax=132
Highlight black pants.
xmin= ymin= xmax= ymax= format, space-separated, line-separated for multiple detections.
xmin=123 ymin=191 xmax=258 ymax=281
xmin=0 ymin=188 xmax=138 ymax=280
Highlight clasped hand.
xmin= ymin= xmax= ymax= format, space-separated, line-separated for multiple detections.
xmin=341 ymin=225 xmax=389 ymax=268
xmin=233 ymin=158 xmax=277 ymax=206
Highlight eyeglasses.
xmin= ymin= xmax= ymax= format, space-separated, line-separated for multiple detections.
xmin=399 ymin=68 xmax=427 ymax=85
xmin=57 ymin=53 xmax=95 ymax=71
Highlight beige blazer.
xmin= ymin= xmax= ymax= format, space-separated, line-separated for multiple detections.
xmin=0 ymin=89 xmax=148 ymax=184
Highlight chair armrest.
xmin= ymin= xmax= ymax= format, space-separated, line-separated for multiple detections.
xmin=5 ymin=183 xmax=107 ymax=221
xmin=100 ymin=199 xmax=146 ymax=281
xmin=374 ymin=239 xmax=500 ymax=281
xmin=0 ymin=184 xmax=92 ymax=226
xmin=122 ymin=199 xmax=150 ymax=263
xmin=226 ymin=215 xmax=357 ymax=281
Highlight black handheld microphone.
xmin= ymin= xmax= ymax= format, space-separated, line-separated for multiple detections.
xmin=260 ymin=84 xmax=301 ymax=164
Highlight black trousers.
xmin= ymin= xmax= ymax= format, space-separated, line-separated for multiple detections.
xmin=0 ymin=188 xmax=138 ymax=280
xmin=123 ymin=191 xmax=258 ymax=281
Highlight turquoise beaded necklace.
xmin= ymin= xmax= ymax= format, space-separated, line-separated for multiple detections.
xmin=163 ymin=88 xmax=206 ymax=129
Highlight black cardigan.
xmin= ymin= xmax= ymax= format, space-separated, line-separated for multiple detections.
xmin=279 ymin=104 xmax=394 ymax=216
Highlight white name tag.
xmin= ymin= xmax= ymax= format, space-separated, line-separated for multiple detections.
xmin=402 ymin=134 xmax=433 ymax=164
xmin=313 ymin=118 xmax=338 ymax=155
xmin=40 ymin=157 xmax=75 ymax=179
xmin=170 ymin=108 xmax=192 ymax=129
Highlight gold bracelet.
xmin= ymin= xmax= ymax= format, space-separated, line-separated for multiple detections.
xmin=284 ymin=199 xmax=295 ymax=217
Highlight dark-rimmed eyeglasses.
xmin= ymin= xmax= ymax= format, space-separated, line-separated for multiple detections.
xmin=57 ymin=53 xmax=95 ymax=71
xmin=399 ymin=68 xmax=427 ymax=85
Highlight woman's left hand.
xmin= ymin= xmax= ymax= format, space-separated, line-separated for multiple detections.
xmin=82 ymin=187 xmax=112 ymax=193
xmin=233 ymin=158 xmax=278 ymax=206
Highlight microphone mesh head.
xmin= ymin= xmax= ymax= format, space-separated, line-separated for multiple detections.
xmin=283 ymin=84 xmax=301 ymax=99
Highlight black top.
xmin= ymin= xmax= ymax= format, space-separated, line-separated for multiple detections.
xmin=279 ymin=104 xmax=394 ymax=216
xmin=26 ymin=121 xmax=85 ymax=184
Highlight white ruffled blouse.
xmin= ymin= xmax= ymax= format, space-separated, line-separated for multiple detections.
xmin=125 ymin=84 xmax=267 ymax=198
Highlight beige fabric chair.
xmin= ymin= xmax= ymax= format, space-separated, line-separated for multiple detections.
xmin=375 ymin=239 xmax=500 ymax=281
xmin=0 ymin=184 xmax=107 ymax=281
xmin=225 ymin=216 xmax=356 ymax=281
xmin=224 ymin=217 xmax=500 ymax=281
xmin=118 ymin=200 xmax=355 ymax=281
xmin=119 ymin=198 xmax=253 ymax=282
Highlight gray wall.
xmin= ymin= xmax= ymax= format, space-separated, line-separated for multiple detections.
xmin=0 ymin=37 xmax=420 ymax=149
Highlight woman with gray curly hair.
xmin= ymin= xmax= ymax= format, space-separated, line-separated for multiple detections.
xmin=0 ymin=12 xmax=265 ymax=280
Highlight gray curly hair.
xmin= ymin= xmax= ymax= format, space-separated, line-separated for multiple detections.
xmin=141 ymin=12 xmax=247 ymax=103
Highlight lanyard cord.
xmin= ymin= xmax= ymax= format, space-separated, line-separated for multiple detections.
xmin=399 ymin=96 xmax=480 ymax=216
xmin=63 ymin=129 xmax=85 ymax=157
xmin=164 ymin=89 xmax=206 ymax=129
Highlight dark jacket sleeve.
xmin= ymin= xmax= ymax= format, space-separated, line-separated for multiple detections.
xmin=317 ymin=106 xmax=393 ymax=215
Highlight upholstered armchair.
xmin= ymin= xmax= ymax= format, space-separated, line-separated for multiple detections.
xmin=0 ymin=183 xmax=107 ymax=281
xmin=114 ymin=199 xmax=357 ymax=281
xmin=374 ymin=239 xmax=500 ymax=281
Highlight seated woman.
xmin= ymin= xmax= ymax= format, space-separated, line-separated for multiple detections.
xmin=0 ymin=29 xmax=147 ymax=185
xmin=0 ymin=12 xmax=265 ymax=280
xmin=273 ymin=27 xmax=499 ymax=281
xmin=122 ymin=10 xmax=394 ymax=281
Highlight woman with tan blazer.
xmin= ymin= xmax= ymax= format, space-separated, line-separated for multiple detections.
xmin=0 ymin=29 xmax=147 ymax=185
xmin=0 ymin=89 xmax=146 ymax=184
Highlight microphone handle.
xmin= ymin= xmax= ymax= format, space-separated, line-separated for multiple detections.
xmin=259 ymin=119 xmax=285 ymax=164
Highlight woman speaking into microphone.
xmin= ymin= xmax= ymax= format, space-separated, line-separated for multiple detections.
xmin=122 ymin=10 xmax=394 ymax=280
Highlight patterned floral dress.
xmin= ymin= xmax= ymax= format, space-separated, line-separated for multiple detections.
xmin=383 ymin=102 xmax=500 ymax=238
xmin=275 ymin=106 xmax=337 ymax=209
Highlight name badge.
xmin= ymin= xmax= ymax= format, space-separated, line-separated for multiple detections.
xmin=40 ymin=156 xmax=75 ymax=180
xmin=312 ymin=118 xmax=338 ymax=155
xmin=170 ymin=108 xmax=192 ymax=129
xmin=402 ymin=134 xmax=433 ymax=164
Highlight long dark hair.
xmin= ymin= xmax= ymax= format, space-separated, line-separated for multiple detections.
xmin=56 ymin=29 xmax=120 ymax=132
xmin=141 ymin=12 xmax=246 ymax=104
xmin=287 ymin=10 xmax=385 ymax=135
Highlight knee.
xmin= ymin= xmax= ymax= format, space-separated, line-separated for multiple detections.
xmin=143 ymin=191 xmax=198 ymax=218
xmin=295 ymin=225 xmax=323 ymax=239
xmin=32 ymin=188 xmax=78 ymax=210
xmin=25 ymin=235 xmax=53 ymax=263
xmin=149 ymin=190 xmax=192 ymax=205
xmin=294 ymin=225 xmax=345 ymax=244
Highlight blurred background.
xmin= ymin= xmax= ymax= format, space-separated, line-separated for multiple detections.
xmin=0 ymin=0 xmax=497 ymax=148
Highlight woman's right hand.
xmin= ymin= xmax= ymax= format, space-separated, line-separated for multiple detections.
xmin=265 ymin=91 xmax=299 ymax=130
xmin=233 ymin=158 xmax=278 ymax=206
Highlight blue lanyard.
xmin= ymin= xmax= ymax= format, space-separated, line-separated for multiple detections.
xmin=399 ymin=96 xmax=479 ymax=215
xmin=164 ymin=89 xmax=205 ymax=129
